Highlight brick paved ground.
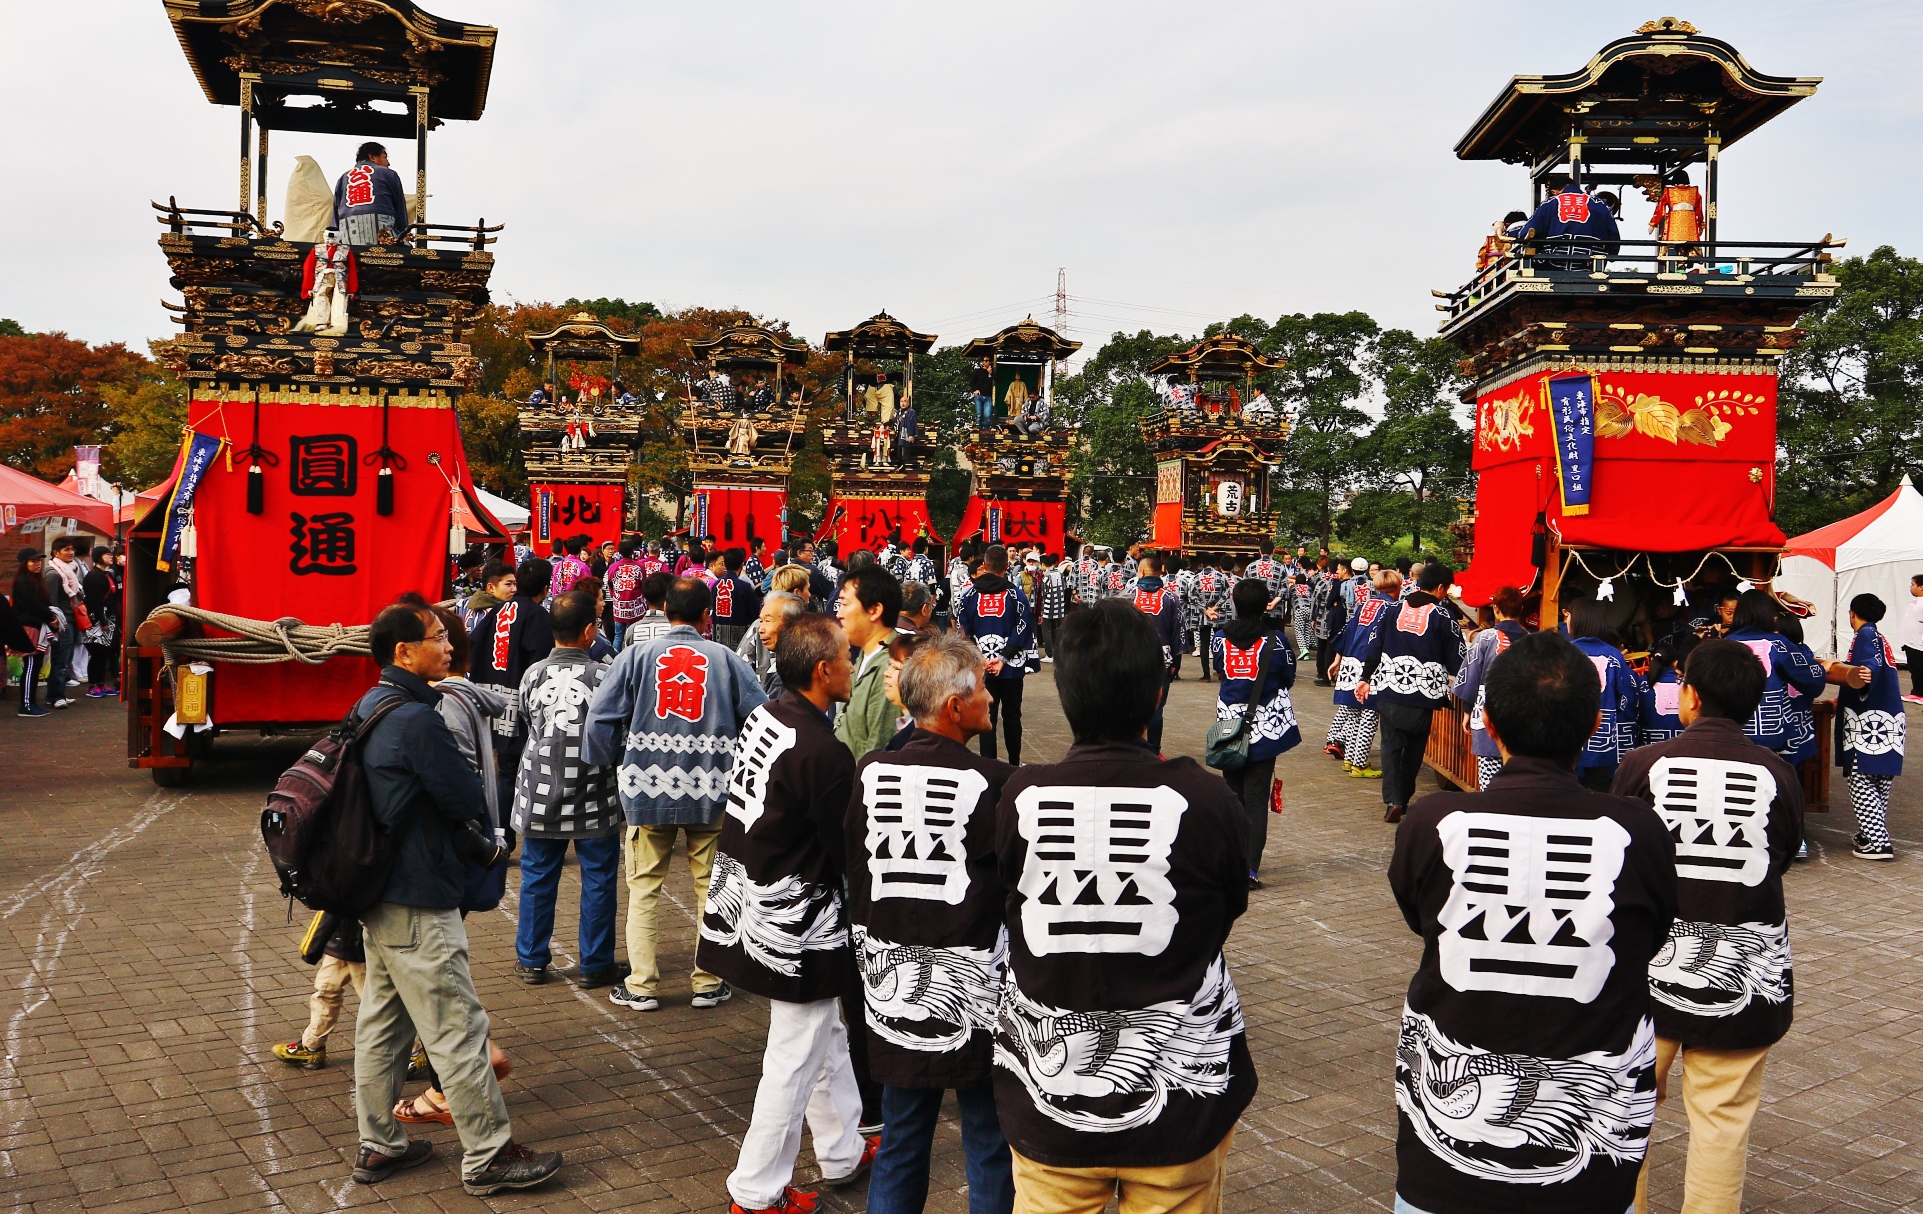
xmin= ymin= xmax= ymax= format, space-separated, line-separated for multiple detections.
xmin=1 ymin=671 xmax=1919 ymax=1213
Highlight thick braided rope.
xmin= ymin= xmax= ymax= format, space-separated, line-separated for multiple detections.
xmin=142 ymin=604 xmax=371 ymax=666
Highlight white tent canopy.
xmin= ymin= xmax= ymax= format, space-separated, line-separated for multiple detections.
xmin=476 ymin=487 xmax=529 ymax=530
xmin=1777 ymin=475 xmax=1923 ymax=659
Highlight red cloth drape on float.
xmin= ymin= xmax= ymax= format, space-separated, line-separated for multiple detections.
xmin=1455 ymin=367 xmax=1785 ymax=606
xmin=182 ymin=393 xmax=490 ymax=722
xmin=949 ymin=496 xmax=1067 ymax=556
xmin=530 ymin=482 xmax=624 ymax=548
xmin=817 ymin=495 xmax=944 ymax=551
xmin=693 ymin=484 xmax=784 ymax=551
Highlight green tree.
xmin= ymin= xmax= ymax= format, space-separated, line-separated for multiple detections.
xmin=1777 ymin=245 xmax=1923 ymax=535
xmin=1262 ymin=312 xmax=1381 ymax=549
xmin=102 ymin=350 xmax=190 ymax=488
xmin=1056 ymin=328 xmax=1188 ymax=547
xmin=1360 ymin=329 xmax=1472 ymax=553
xmin=905 ymin=345 xmax=974 ymax=536
xmin=563 ymin=297 xmax=662 ymax=329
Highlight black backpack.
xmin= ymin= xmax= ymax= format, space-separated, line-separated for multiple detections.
xmin=260 ymin=689 xmax=410 ymax=915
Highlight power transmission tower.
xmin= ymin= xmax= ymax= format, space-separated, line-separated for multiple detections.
xmin=1053 ymin=267 xmax=1068 ymax=335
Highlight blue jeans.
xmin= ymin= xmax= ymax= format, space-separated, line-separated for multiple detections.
xmin=867 ymin=1085 xmax=1012 ymax=1214
xmin=47 ymin=621 xmax=76 ymax=700
xmin=972 ymin=392 xmax=993 ymax=427
xmin=516 ymin=833 xmax=620 ymax=974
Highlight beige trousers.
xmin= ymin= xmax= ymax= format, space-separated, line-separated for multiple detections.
xmin=299 ymin=954 xmax=366 ymax=1050
xmin=1011 ymin=1129 xmax=1234 ymax=1214
xmin=1634 ymin=1036 xmax=1771 ymax=1214
xmin=622 ymin=823 xmax=723 ymax=996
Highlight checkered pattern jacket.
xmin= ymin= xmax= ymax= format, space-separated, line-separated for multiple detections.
xmin=512 ymin=649 xmax=621 ymax=838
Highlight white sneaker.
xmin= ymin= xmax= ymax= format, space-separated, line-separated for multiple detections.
xmin=51 ymin=698 xmax=72 ymax=709
xmin=1041 ymin=656 xmax=1054 ymax=663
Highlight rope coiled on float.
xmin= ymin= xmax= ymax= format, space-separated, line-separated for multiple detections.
xmin=141 ymin=605 xmax=373 ymax=666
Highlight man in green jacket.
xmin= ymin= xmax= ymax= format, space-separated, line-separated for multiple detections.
xmin=834 ymin=565 xmax=904 ymax=760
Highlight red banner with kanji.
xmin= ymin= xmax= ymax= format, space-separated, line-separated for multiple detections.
xmin=821 ymin=495 xmax=944 ymax=554
xmin=694 ymin=484 xmax=785 ymax=551
xmin=531 ymin=482 xmax=625 ymax=548
xmin=1458 ymin=365 xmax=1784 ymax=604
xmin=183 ymin=393 xmax=475 ymax=723
xmin=952 ymin=496 xmax=1066 ymax=556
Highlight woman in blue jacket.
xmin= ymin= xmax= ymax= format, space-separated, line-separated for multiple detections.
xmin=1213 ymin=578 xmax=1300 ymax=887
xmin=1564 ymin=597 xmax=1642 ymax=789
xmin=1637 ymin=634 xmax=1697 ymax=747
xmin=1837 ymin=593 xmax=1906 ymax=861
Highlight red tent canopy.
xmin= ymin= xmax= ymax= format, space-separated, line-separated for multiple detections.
xmin=0 ymin=462 xmax=117 ymax=535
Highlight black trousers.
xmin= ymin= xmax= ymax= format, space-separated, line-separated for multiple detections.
xmin=1037 ymin=616 xmax=1059 ymax=658
xmin=1223 ymin=757 xmax=1276 ymax=874
xmin=981 ymin=677 xmax=1024 ymax=766
xmin=86 ymin=642 xmax=116 ymax=690
xmin=1146 ymin=674 xmax=1172 ymax=752
xmin=1376 ymin=701 xmax=1434 ymax=810
xmin=1314 ymin=637 xmax=1335 ymax=684
xmin=1907 ymin=646 xmax=1923 ymax=697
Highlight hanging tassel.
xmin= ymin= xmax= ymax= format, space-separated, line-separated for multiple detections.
xmin=246 ymin=464 xmax=264 ymax=514
xmin=1673 ymin=584 xmax=1689 ymax=607
xmin=449 ymin=492 xmax=468 ymax=556
xmin=377 ymin=467 xmax=394 ymax=516
xmin=1736 ymin=578 xmax=1755 ymax=594
xmin=180 ymin=511 xmax=198 ymax=558
xmin=1596 ymin=577 xmax=1614 ymax=601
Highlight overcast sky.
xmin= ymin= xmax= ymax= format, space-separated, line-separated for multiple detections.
xmin=5 ymin=2 xmax=1918 ymax=359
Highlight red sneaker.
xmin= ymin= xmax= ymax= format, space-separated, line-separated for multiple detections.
xmin=1323 ymin=743 xmax=1345 ymax=758
xmin=730 ymin=1186 xmax=820 ymax=1214
xmin=827 ymin=1134 xmax=881 ymax=1187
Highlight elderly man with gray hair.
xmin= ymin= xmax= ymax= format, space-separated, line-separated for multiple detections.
xmin=737 ymin=590 xmax=807 ymax=698
xmin=843 ymin=633 xmax=1017 ymax=1213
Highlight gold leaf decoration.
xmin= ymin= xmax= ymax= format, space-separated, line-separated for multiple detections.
xmin=1596 ymin=396 xmax=1635 ymax=438
xmin=1677 ymin=409 xmax=1720 ymax=445
xmin=1629 ymin=394 xmax=1680 ymax=443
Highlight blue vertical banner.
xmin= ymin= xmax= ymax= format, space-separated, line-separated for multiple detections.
xmin=693 ymin=490 xmax=710 ymax=540
xmin=157 ymin=430 xmax=226 ymax=571
xmin=1544 ymin=372 xmax=1596 ymax=517
xmin=533 ymin=486 xmax=554 ymax=544
xmin=987 ymin=504 xmax=1002 ymax=544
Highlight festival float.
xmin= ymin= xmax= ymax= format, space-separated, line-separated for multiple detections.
xmin=1427 ymin=17 xmax=1841 ymax=800
xmin=817 ymin=311 xmax=943 ymax=552
xmin=680 ymin=325 xmax=811 ymax=550
xmin=952 ymin=318 xmax=1081 ymax=555
xmin=129 ymin=0 xmax=508 ymax=784
xmin=1140 ymin=333 xmax=1291 ymax=562
xmin=520 ymin=313 xmax=641 ymax=547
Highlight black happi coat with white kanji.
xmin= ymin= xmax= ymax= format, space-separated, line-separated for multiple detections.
xmin=845 ymin=731 xmax=1013 ymax=1089
xmin=695 ymin=691 xmax=858 ymax=1003
xmin=1612 ymin=717 xmax=1802 ymax=1050
xmin=992 ymin=739 xmax=1256 ymax=1169
xmin=1387 ymin=758 xmax=1677 ymax=1214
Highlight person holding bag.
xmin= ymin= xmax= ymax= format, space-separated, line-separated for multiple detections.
xmin=1207 ymin=578 xmax=1300 ymax=888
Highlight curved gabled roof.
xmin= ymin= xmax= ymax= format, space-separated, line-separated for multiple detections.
xmin=1146 ymin=333 xmax=1286 ymax=380
xmin=526 ymin=313 xmax=641 ymax=357
xmin=960 ymin=317 xmax=1081 ymax=363
xmin=822 ymin=311 xmax=937 ymax=358
xmin=1456 ymin=18 xmax=1819 ymax=163
xmin=686 ymin=324 xmax=811 ymax=370
xmin=163 ymin=0 xmax=498 ymax=132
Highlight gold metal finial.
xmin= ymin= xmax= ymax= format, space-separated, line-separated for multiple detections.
xmin=1636 ymin=17 xmax=1700 ymax=34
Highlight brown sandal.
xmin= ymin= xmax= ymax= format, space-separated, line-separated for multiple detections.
xmin=393 ymin=1092 xmax=453 ymax=1125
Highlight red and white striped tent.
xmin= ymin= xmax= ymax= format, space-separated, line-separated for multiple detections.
xmin=1777 ymin=474 xmax=1923 ymax=659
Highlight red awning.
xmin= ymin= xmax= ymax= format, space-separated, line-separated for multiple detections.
xmin=0 ymin=462 xmax=118 ymax=535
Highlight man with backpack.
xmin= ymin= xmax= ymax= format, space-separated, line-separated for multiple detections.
xmin=350 ymin=600 xmax=564 ymax=1196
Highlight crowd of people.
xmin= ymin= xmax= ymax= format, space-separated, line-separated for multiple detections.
xmin=4 ymin=536 xmax=124 ymax=715
xmin=236 ymin=525 xmax=1915 ymax=1213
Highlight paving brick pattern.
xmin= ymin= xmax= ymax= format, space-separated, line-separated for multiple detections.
xmin=1 ymin=672 xmax=1918 ymax=1212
